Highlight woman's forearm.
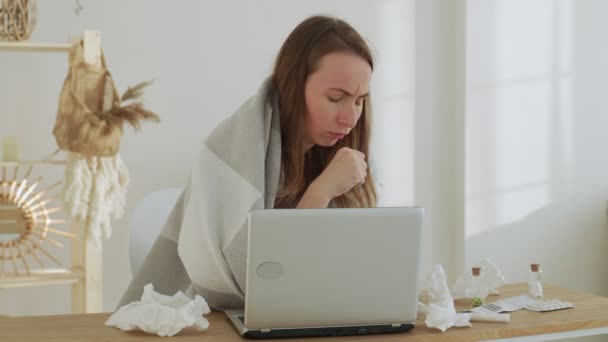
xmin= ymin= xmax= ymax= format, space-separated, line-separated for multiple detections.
xmin=297 ymin=181 xmax=332 ymax=208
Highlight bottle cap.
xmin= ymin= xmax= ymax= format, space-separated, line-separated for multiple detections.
xmin=531 ymin=263 xmax=541 ymax=272
xmin=472 ymin=266 xmax=481 ymax=276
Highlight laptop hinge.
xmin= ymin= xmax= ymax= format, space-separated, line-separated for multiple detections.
xmin=260 ymin=329 xmax=272 ymax=334
xmin=391 ymin=323 xmax=402 ymax=328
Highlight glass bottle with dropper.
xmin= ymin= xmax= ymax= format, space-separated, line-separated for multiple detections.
xmin=528 ymin=263 xmax=543 ymax=301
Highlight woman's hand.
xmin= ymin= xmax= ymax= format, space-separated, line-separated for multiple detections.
xmin=297 ymin=147 xmax=367 ymax=208
xmin=315 ymin=147 xmax=367 ymax=198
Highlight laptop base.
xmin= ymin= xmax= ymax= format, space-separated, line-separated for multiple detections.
xmin=226 ymin=310 xmax=414 ymax=339
xmin=244 ymin=323 xmax=415 ymax=339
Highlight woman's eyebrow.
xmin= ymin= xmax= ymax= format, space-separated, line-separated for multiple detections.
xmin=328 ymin=88 xmax=369 ymax=97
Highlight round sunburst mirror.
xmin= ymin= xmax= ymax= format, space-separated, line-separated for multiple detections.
xmin=0 ymin=165 xmax=74 ymax=277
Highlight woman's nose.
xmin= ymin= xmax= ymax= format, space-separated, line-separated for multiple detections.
xmin=337 ymin=107 xmax=359 ymax=128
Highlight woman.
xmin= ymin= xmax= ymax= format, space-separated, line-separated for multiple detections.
xmin=119 ymin=15 xmax=377 ymax=310
xmin=272 ymin=15 xmax=376 ymax=209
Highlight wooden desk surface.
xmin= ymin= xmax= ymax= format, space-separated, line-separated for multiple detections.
xmin=2 ymin=283 xmax=608 ymax=342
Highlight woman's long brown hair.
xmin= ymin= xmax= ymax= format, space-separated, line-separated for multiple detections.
xmin=272 ymin=15 xmax=377 ymax=208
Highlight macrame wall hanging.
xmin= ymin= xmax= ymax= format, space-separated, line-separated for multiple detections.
xmin=53 ymin=37 xmax=159 ymax=246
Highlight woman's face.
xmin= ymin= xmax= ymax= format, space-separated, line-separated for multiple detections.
xmin=303 ymin=51 xmax=372 ymax=150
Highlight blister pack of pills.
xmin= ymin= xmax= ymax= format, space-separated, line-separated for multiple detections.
xmin=525 ymin=299 xmax=574 ymax=312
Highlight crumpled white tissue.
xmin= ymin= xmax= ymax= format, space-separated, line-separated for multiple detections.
xmin=452 ymin=258 xmax=505 ymax=299
xmin=418 ymin=264 xmax=471 ymax=332
xmin=106 ymin=283 xmax=211 ymax=337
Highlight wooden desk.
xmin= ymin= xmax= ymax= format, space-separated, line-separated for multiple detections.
xmin=2 ymin=283 xmax=608 ymax=341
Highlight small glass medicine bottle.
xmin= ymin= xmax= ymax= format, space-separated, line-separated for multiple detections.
xmin=528 ymin=263 xmax=543 ymax=301
xmin=470 ymin=266 xmax=486 ymax=307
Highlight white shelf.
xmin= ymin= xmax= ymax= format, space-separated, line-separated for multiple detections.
xmin=0 ymin=31 xmax=103 ymax=314
xmin=0 ymin=42 xmax=71 ymax=53
xmin=0 ymin=268 xmax=83 ymax=289
xmin=0 ymin=160 xmax=67 ymax=167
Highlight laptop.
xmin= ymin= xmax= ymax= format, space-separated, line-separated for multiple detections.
xmin=225 ymin=207 xmax=424 ymax=338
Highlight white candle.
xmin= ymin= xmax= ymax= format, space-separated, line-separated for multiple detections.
xmin=2 ymin=136 xmax=20 ymax=161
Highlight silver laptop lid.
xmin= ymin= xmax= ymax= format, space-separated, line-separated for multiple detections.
xmin=244 ymin=207 xmax=423 ymax=329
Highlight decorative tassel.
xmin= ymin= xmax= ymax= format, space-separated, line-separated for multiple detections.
xmin=63 ymin=152 xmax=129 ymax=247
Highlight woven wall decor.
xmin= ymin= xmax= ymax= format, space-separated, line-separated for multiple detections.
xmin=0 ymin=164 xmax=74 ymax=277
xmin=0 ymin=0 xmax=37 ymax=41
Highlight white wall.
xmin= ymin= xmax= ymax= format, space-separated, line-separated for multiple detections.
xmin=465 ymin=0 xmax=608 ymax=296
xmin=0 ymin=0 xmax=415 ymax=315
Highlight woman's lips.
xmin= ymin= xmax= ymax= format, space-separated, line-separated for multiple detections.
xmin=328 ymin=132 xmax=346 ymax=139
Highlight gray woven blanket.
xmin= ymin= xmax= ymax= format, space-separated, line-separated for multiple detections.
xmin=118 ymin=79 xmax=282 ymax=309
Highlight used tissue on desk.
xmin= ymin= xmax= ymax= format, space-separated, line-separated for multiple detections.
xmin=418 ymin=264 xmax=471 ymax=332
xmin=452 ymin=258 xmax=505 ymax=299
xmin=106 ymin=284 xmax=211 ymax=337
